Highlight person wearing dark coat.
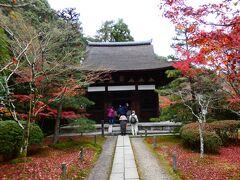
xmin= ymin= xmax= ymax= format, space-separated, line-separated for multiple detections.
xmin=119 ymin=114 xmax=128 ymax=136
xmin=117 ymin=105 xmax=125 ymax=116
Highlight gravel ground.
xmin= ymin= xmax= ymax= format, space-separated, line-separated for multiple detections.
xmin=86 ymin=136 xmax=117 ymax=180
xmin=131 ymin=138 xmax=172 ymax=180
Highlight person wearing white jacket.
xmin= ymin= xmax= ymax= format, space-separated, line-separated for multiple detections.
xmin=129 ymin=110 xmax=139 ymax=135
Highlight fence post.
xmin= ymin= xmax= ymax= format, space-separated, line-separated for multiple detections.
xmin=80 ymin=147 xmax=84 ymax=161
xmin=101 ymin=120 xmax=105 ymax=137
xmin=153 ymin=135 xmax=157 ymax=148
xmin=172 ymin=152 xmax=177 ymax=172
xmin=94 ymin=135 xmax=97 ymax=144
xmin=61 ymin=162 xmax=67 ymax=180
xmin=145 ymin=129 xmax=147 ymax=137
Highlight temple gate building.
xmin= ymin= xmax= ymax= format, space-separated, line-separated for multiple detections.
xmin=82 ymin=40 xmax=172 ymax=123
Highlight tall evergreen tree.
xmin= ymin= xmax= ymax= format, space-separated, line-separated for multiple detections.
xmin=95 ymin=18 xmax=134 ymax=42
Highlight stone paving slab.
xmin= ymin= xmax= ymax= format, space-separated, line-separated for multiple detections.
xmin=110 ymin=135 xmax=139 ymax=180
xmin=112 ymin=163 xmax=124 ymax=173
xmin=115 ymin=148 xmax=124 ymax=152
xmin=125 ymin=154 xmax=134 ymax=160
xmin=110 ymin=173 xmax=124 ymax=180
xmin=125 ymin=167 xmax=139 ymax=179
xmin=113 ymin=158 xmax=124 ymax=164
xmin=117 ymin=136 xmax=124 ymax=147
xmin=125 ymin=160 xmax=137 ymax=168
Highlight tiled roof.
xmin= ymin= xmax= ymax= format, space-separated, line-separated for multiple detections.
xmin=81 ymin=40 xmax=172 ymax=71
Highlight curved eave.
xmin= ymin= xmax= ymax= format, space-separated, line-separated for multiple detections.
xmin=87 ymin=40 xmax=152 ymax=47
xmin=74 ymin=62 xmax=173 ymax=72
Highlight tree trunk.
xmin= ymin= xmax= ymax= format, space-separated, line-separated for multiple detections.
xmin=189 ymin=77 xmax=199 ymax=115
xmin=198 ymin=122 xmax=204 ymax=158
xmin=20 ymin=100 xmax=32 ymax=157
xmin=53 ymin=101 xmax=63 ymax=144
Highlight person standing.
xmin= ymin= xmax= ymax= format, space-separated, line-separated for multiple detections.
xmin=117 ymin=105 xmax=125 ymax=117
xmin=124 ymin=103 xmax=131 ymax=120
xmin=119 ymin=114 xmax=128 ymax=136
xmin=106 ymin=105 xmax=115 ymax=133
xmin=123 ymin=103 xmax=129 ymax=115
xmin=129 ymin=110 xmax=139 ymax=136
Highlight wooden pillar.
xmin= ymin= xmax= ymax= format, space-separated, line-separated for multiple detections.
xmin=132 ymin=91 xmax=140 ymax=121
xmin=154 ymin=91 xmax=160 ymax=117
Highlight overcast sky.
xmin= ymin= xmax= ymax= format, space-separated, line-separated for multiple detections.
xmin=47 ymin=0 xmax=176 ymax=56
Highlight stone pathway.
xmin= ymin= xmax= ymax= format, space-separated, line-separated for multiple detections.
xmin=87 ymin=136 xmax=117 ymax=180
xmin=87 ymin=135 xmax=172 ymax=180
xmin=110 ymin=135 xmax=139 ymax=180
xmin=131 ymin=138 xmax=172 ymax=180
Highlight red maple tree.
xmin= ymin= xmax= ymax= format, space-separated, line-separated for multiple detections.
xmin=160 ymin=0 xmax=240 ymax=116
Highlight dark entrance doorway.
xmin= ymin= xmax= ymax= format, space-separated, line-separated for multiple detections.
xmin=86 ymin=90 xmax=159 ymax=123
xmin=112 ymin=99 xmax=131 ymax=112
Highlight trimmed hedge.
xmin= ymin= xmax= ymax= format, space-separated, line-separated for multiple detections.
xmin=208 ymin=120 xmax=240 ymax=145
xmin=180 ymin=123 xmax=222 ymax=153
xmin=0 ymin=121 xmax=23 ymax=156
xmin=0 ymin=120 xmax=44 ymax=157
xmin=180 ymin=120 xmax=240 ymax=153
xmin=29 ymin=123 xmax=44 ymax=145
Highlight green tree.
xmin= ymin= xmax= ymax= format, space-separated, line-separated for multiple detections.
xmin=158 ymin=71 xmax=224 ymax=158
xmin=56 ymin=7 xmax=86 ymax=62
xmin=0 ymin=0 xmax=34 ymax=9
xmin=0 ymin=1 xmax=107 ymax=155
xmin=0 ymin=28 xmax=10 ymax=63
xmin=95 ymin=18 xmax=134 ymax=42
xmin=70 ymin=118 xmax=95 ymax=136
xmin=0 ymin=7 xmax=86 ymax=155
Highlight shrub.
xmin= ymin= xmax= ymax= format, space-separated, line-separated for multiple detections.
xmin=0 ymin=120 xmax=44 ymax=158
xmin=70 ymin=118 xmax=96 ymax=135
xmin=180 ymin=123 xmax=222 ymax=153
xmin=180 ymin=126 xmax=199 ymax=149
xmin=0 ymin=121 xmax=23 ymax=157
xmin=208 ymin=120 xmax=240 ymax=130
xmin=159 ymin=103 xmax=193 ymax=123
xmin=29 ymin=123 xmax=44 ymax=145
xmin=20 ymin=121 xmax=44 ymax=145
xmin=204 ymin=131 xmax=222 ymax=153
xmin=208 ymin=120 xmax=240 ymax=145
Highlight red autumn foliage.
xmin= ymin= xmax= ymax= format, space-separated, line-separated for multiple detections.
xmin=0 ymin=136 xmax=97 ymax=179
xmin=13 ymin=95 xmax=79 ymax=121
xmin=146 ymin=137 xmax=240 ymax=179
xmin=15 ymin=68 xmax=44 ymax=85
xmin=44 ymin=107 xmax=79 ymax=119
xmin=0 ymin=149 xmax=95 ymax=180
xmin=61 ymin=111 xmax=78 ymax=119
xmin=160 ymin=0 xmax=240 ymax=112
xmin=13 ymin=57 xmax=85 ymax=122
xmin=159 ymin=96 xmax=174 ymax=108
xmin=13 ymin=94 xmax=32 ymax=103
